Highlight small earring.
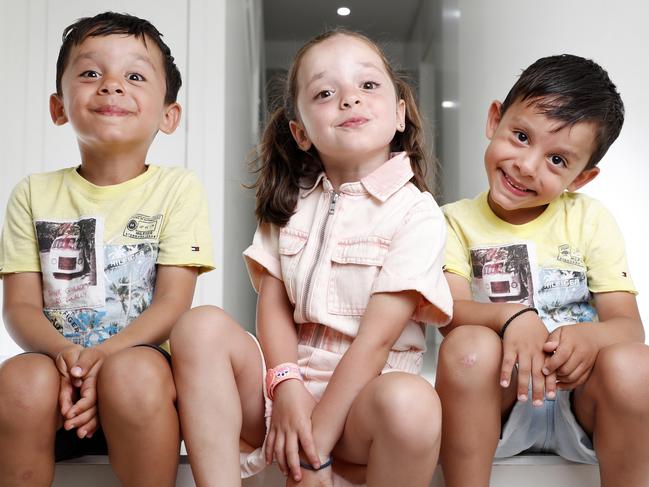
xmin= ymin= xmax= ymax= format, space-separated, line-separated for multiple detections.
xmin=399 ymin=123 xmax=405 ymax=130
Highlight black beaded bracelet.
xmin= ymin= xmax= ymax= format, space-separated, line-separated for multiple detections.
xmin=498 ymin=307 xmax=538 ymax=338
xmin=299 ymin=457 xmax=333 ymax=471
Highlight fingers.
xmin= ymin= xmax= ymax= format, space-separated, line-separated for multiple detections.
xmin=298 ymin=424 xmax=320 ymax=470
xmin=265 ymin=428 xmax=277 ymax=465
xmin=544 ymin=371 xmax=557 ymax=400
xmin=64 ymin=406 xmax=98 ymax=438
xmin=500 ymin=348 xmax=517 ymax=388
xmin=557 ymin=361 xmax=590 ymax=390
xmin=516 ymin=353 xmax=530 ymax=402
xmin=285 ymin=432 xmax=302 ymax=482
xmin=274 ymin=432 xmax=288 ymax=476
xmin=530 ymin=354 xmax=546 ymax=407
xmin=59 ymin=377 xmax=75 ymax=417
xmin=543 ymin=344 xmax=572 ymax=376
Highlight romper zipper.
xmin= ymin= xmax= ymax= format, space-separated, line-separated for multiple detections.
xmin=302 ymin=192 xmax=339 ymax=320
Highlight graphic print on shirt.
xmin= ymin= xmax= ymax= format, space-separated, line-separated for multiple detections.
xmin=469 ymin=242 xmax=595 ymax=332
xmin=35 ymin=218 xmax=157 ymax=346
xmin=470 ymin=243 xmax=535 ymax=306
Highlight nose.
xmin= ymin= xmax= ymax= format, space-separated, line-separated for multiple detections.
xmin=340 ymin=90 xmax=360 ymax=109
xmin=515 ymin=152 xmax=541 ymax=177
xmin=98 ymin=76 xmax=124 ymax=95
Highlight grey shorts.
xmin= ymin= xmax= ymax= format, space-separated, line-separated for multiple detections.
xmin=495 ymin=388 xmax=598 ymax=464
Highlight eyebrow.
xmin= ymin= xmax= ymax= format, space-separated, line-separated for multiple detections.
xmin=510 ymin=116 xmax=582 ymax=161
xmin=71 ymin=51 xmax=157 ymax=71
xmin=305 ymin=62 xmax=385 ymax=88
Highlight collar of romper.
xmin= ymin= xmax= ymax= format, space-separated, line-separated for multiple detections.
xmin=301 ymin=151 xmax=413 ymax=202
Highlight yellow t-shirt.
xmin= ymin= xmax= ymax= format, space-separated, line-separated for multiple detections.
xmin=0 ymin=165 xmax=214 ymax=346
xmin=443 ymin=191 xmax=636 ymax=331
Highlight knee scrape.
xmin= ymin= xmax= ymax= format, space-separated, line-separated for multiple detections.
xmin=461 ymin=353 xmax=477 ymax=366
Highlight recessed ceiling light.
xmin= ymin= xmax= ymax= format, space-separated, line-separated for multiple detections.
xmin=337 ymin=7 xmax=351 ymax=16
xmin=441 ymin=100 xmax=458 ymax=109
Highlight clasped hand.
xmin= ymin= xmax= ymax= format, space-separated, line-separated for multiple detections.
xmin=55 ymin=345 xmax=106 ymax=438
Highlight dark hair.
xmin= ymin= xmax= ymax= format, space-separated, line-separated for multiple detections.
xmin=500 ymin=54 xmax=624 ymax=169
xmin=56 ymin=12 xmax=181 ymax=104
xmin=252 ymin=29 xmax=431 ymax=226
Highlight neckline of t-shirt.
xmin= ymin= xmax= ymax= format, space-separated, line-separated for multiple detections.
xmin=66 ymin=165 xmax=159 ymax=200
xmin=478 ymin=191 xmax=560 ymax=234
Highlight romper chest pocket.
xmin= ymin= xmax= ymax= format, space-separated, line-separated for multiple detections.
xmin=328 ymin=236 xmax=390 ymax=315
xmin=278 ymin=227 xmax=308 ymax=304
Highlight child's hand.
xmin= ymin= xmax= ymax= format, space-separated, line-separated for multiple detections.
xmin=285 ymin=465 xmax=333 ymax=487
xmin=62 ymin=367 xmax=100 ymax=438
xmin=55 ymin=344 xmax=84 ymax=386
xmin=542 ymin=324 xmax=599 ymax=390
xmin=500 ymin=308 xmax=551 ymax=406
xmin=266 ymin=379 xmax=320 ymax=481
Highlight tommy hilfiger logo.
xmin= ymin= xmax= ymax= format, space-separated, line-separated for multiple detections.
xmin=123 ymin=214 xmax=163 ymax=240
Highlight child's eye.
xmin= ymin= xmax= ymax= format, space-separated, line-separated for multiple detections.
xmin=515 ymin=131 xmax=528 ymax=143
xmin=362 ymin=81 xmax=379 ymax=90
xmin=316 ymin=90 xmax=334 ymax=99
xmin=80 ymin=70 xmax=100 ymax=78
xmin=550 ymin=155 xmax=566 ymax=167
xmin=127 ymin=73 xmax=145 ymax=82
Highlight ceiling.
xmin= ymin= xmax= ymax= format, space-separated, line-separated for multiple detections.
xmin=263 ymin=0 xmax=424 ymax=42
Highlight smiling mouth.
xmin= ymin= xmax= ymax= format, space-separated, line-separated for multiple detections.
xmin=502 ymin=170 xmax=534 ymax=194
xmin=94 ymin=106 xmax=130 ymax=116
xmin=338 ymin=117 xmax=368 ymax=128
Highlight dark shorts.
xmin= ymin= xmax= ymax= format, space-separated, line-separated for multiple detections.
xmin=20 ymin=343 xmax=171 ymax=462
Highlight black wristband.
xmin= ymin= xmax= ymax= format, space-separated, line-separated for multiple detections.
xmin=499 ymin=307 xmax=538 ymax=338
xmin=299 ymin=457 xmax=333 ymax=471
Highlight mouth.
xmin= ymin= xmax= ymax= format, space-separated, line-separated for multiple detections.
xmin=501 ymin=170 xmax=535 ymax=195
xmin=93 ymin=106 xmax=131 ymax=116
xmin=337 ymin=116 xmax=369 ymax=128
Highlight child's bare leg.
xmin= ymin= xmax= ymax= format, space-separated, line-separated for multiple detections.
xmin=436 ymin=326 xmax=516 ymax=487
xmin=333 ymin=372 xmax=441 ymax=487
xmin=0 ymin=354 xmax=60 ymax=487
xmin=98 ymin=347 xmax=179 ymax=487
xmin=170 ymin=306 xmax=265 ymax=487
xmin=573 ymin=343 xmax=649 ymax=487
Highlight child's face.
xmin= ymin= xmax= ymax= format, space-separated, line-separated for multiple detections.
xmin=50 ymin=34 xmax=179 ymax=153
xmin=289 ymin=34 xmax=405 ymax=168
xmin=484 ymin=99 xmax=600 ymax=224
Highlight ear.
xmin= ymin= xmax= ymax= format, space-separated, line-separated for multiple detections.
xmin=567 ymin=166 xmax=600 ymax=192
xmin=289 ymin=120 xmax=312 ymax=151
xmin=486 ymin=100 xmax=503 ymax=139
xmin=49 ymin=94 xmax=68 ymax=126
xmin=396 ymin=98 xmax=406 ymax=132
xmin=159 ymin=102 xmax=182 ymax=135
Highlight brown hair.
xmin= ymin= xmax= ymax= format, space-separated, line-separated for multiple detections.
xmin=252 ymin=29 xmax=431 ymax=226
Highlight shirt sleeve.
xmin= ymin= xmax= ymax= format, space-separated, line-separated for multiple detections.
xmin=0 ymin=177 xmax=41 ymax=277
xmin=584 ymin=200 xmax=636 ymax=294
xmin=243 ymin=222 xmax=282 ymax=293
xmin=371 ymin=196 xmax=453 ymax=326
xmin=443 ymin=206 xmax=473 ymax=281
xmin=156 ymin=171 xmax=215 ymax=274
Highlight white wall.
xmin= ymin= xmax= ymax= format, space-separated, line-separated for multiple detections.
xmin=433 ymin=1 xmax=649 ymax=333
xmin=0 ymin=0 xmax=262 ymax=356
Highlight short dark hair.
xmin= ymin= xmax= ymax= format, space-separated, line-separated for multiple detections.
xmin=56 ymin=12 xmax=181 ymax=104
xmin=500 ymin=54 xmax=624 ymax=169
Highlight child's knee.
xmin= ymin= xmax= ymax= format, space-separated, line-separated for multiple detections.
xmin=593 ymin=343 xmax=649 ymax=412
xmin=372 ymin=374 xmax=441 ymax=449
xmin=438 ymin=326 xmax=501 ymax=380
xmin=170 ymin=304 xmax=235 ymax=354
xmin=0 ymin=354 xmax=59 ymax=421
xmin=98 ymin=349 xmax=174 ymax=421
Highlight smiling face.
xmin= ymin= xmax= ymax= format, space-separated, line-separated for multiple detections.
xmin=50 ymin=34 xmax=180 ymax=155
xmin=484 ymin=99 xmax=600 ymax=224
xmin=289 ymin=34 xmax=405 ymax=172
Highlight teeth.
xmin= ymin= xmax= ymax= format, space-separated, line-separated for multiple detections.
xmin=505 ymin=173 xmax=529 ymax=192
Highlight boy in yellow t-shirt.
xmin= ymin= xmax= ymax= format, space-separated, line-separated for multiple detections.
xmin=438 ymin=54 xmax=648 ymax=487
xmin=0 ymin=12 xmax=213 ymax=486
